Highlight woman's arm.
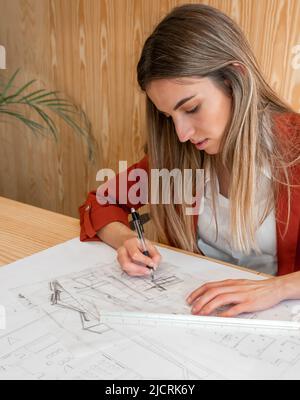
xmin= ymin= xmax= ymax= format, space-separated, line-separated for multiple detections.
xmin=280 ymin=271 xmax=300 ymax=299
xmin=97 ymin=221 xmax=138 ymax=250
xmin=79 ymin=155 xmax=149 ymax=242
xmin=186 ymin=271 xmax=300 ymax=317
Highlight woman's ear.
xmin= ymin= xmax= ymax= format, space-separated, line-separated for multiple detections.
xmin=222 ymin=79 xmax=233 ymax=96
xmin=232 ymin=62 xmax=246 ymax=75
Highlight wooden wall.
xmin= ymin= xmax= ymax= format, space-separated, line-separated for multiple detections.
xmin=0 ymin=0 xmax=300 ymax=226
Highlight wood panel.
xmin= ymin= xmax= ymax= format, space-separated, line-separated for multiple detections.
xmin=0 ymin=196 xmax=78 ymax=266
xmin=0 ymin=0 xmax=299 ymax=238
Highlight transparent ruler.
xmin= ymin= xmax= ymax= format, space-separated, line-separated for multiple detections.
xmin=99 ymin=311 xmax=300 ymax=333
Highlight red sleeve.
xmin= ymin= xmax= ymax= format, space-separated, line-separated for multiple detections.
xmin=296 ymin=223 xmax=300 ymax=271
xmin=79 ymin=155 xmax=149 ymax=242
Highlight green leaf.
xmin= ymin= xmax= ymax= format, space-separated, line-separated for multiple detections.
xmin=19 ymin=89 xmax=47 ymax=102
xmin=54 ymin=108 xmax=95 ymax=161
xmin=30 ymin=105 xmax=58 ymax=140
xmin=35 ymin=99 xmax=74 ymax=107
xmin=2 ymin=79 xmax=36 ymax=103
xmin=20 ymin=90 xmax=59 ymax=103
xmin=1 ymin=69 xmax=20 ymax=98
xmin=0 ymin=108 xmax=46 ymax=134
xmin=48 ymin=106 xmax=79 ymax=115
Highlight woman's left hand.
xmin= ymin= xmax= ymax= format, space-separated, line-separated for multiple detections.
xmin=186 ymin=277 xmax=285 ymax=317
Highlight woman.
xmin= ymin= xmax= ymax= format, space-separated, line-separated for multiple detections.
xmin=79 ymin=4 xmax=300 ymax=317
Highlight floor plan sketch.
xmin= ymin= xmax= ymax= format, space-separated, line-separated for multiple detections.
xmin=0 ymin=238 xmax=300 ymax=379
xmin=0 ymin=318 xmax=141 ymax=380
xmin=49 ymin=261 xmax=191 ymax=314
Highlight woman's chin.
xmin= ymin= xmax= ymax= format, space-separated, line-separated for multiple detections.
xmin=203 ymin=144 xmax=219 ymax=155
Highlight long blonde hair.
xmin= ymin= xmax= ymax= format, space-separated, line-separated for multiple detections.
xmin=137 ymin=4 xmax=300 ymax=254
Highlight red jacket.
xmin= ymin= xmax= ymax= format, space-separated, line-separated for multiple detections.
xmin=79 ymin=112 xmax=300 ymax=276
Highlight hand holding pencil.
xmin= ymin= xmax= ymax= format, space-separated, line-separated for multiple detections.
xmin=116 ymin=208 xmax=161 ymax=278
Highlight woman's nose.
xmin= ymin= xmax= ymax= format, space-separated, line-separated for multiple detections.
xmin=175 ymin=120 xmax=196 ymax=143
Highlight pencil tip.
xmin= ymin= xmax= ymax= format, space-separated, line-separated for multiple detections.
xmin=151 ymin=270 xmax=155 ymax=282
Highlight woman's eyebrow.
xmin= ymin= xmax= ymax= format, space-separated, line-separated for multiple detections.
xmin=173 ymin=95 xmax=196 ymax=110
xmin=156 ymin=94 xmax=197 ymax=115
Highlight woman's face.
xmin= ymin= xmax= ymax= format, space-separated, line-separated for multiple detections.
xmin=146 ymin=77 xmax=232 ymax=155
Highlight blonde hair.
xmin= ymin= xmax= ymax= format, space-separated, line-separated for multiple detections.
xmin=137 ymin=4 xmax=300 ymax=254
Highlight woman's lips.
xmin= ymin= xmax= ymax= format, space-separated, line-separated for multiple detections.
xmin=194 ymin=139 xmax=209 ymax=150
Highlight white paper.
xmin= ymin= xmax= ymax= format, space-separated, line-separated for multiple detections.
xmin=0 ymin=238 xmax=300 ymax=380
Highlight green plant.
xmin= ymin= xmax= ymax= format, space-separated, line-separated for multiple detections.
xmin=0 ymin=69 xmax=95 ymax=160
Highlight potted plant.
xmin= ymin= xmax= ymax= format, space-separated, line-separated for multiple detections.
xmin=0 ymin=69 xmax=95 ymax=160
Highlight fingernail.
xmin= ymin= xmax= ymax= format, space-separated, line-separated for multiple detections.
xmin=150 ymin=263 xmax=156 ymax=269
xmin=186 ymin=297 xmax=191 ymax=304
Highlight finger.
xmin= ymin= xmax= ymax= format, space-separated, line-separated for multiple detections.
xmin=187 ymin=280 xmax=250 ymax=304
xmin=188 ymin=285 xmax=251 ymax=312
xmin=123 ymin=264 xmax=152 ymax=277
xmin=127 ymin=240 xmax=157 ymax=268
xmin=218 ymin=303 xmax=250 ymax=318
xmin=117 ymin=248 xmax=152 ymax=276
xmin=192 ymin=292 xmax=247 ymax=316
xmin=144 ymin=240 xmax=162 ymax=268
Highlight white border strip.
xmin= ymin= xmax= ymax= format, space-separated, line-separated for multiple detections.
xmin=0 ymin=45 xmax=6 ymax=69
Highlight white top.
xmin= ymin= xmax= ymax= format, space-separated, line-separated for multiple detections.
xmin=197 ymin=168 xmax=278 ymax=276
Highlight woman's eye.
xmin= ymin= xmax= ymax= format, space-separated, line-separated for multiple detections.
xmin=186 ymin=105 xmax=199 ymax=114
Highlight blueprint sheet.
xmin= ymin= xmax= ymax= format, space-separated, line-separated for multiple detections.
xmin=0 ymin=238 xmax=300 ymax=380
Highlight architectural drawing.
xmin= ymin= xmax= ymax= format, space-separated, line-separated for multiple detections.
xmin=0 ymin=238 xmax=300 ymax=379
xmin=47 ymin=261 xmax=192 ymax=315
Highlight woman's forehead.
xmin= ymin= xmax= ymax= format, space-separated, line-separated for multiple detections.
xmin=146 ymin=77 xmax=215 ymax=107
xmin=147 ymin=76 xmax=207 ymax=89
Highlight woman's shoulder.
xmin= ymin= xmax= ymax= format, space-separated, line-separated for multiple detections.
xmin=272 ymin=112 xmax=300 ymax=180
xmin=271 ymin=111 xmax=300 ymax=159
xmin=272 ymin=111 xmax=300 ymax=135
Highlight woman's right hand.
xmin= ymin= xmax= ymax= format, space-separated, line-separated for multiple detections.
xmin=117 ymin=237 xmax=162 ymax=277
